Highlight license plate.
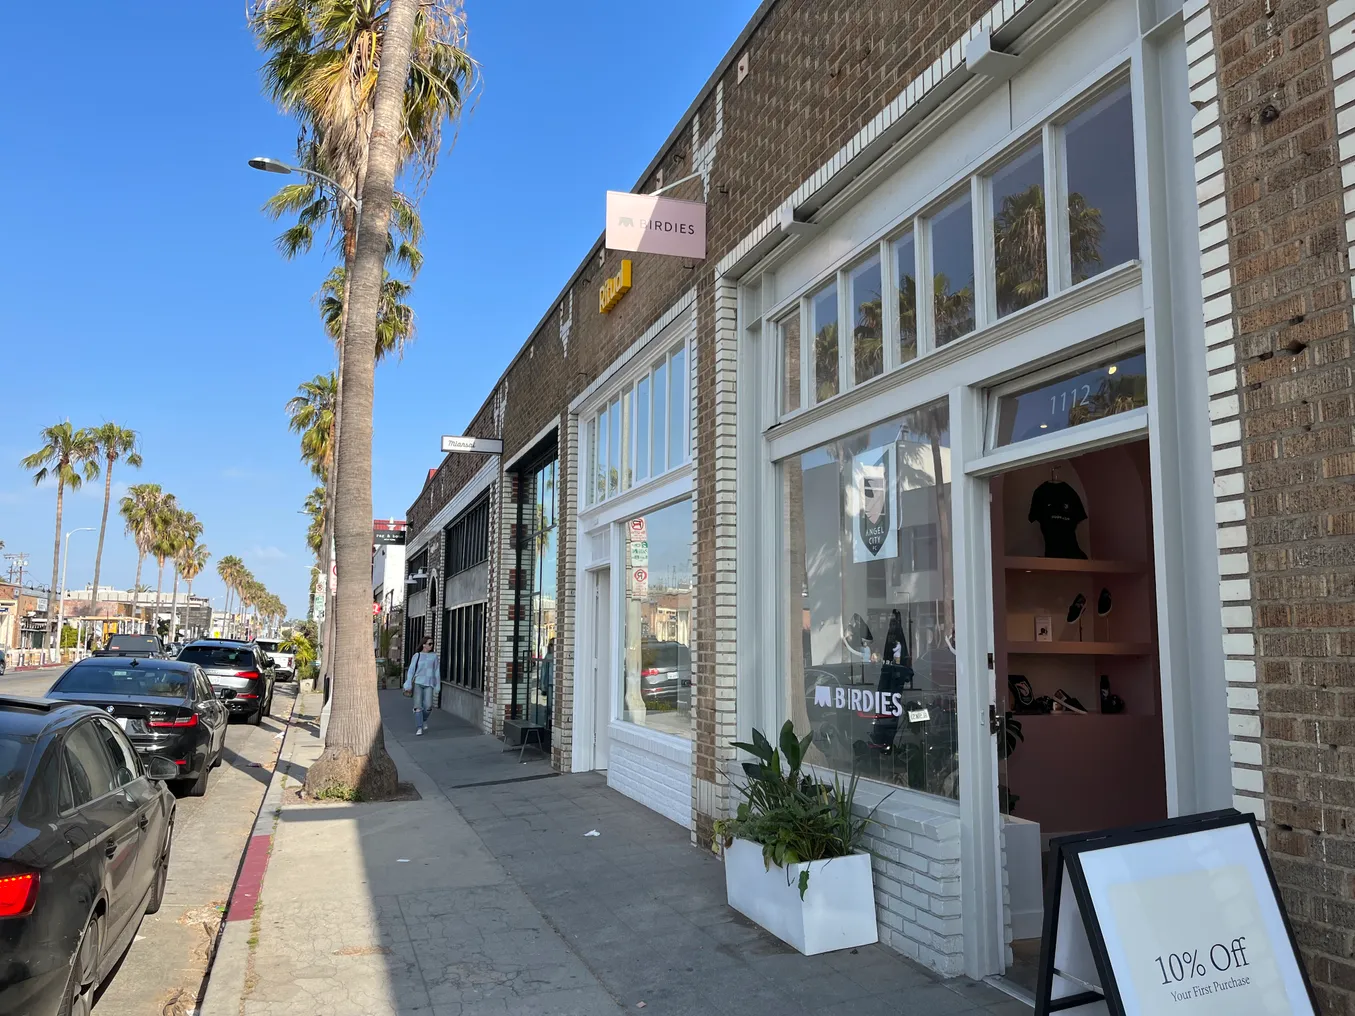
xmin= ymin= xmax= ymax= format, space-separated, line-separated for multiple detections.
xmin=907 ymin=708 xmax=930 ymax=723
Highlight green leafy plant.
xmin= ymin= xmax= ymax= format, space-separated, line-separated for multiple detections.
xmin=997 ymin=711 xmax=1024 ymax=814
xmin=713 ymin=720 xmax=882 ymax=900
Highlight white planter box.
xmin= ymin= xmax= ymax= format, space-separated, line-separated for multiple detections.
xmin=723 ymin=837 xmax=879 ymax=955
xmin=1003 ymin=814 xmax=1044 ymax=941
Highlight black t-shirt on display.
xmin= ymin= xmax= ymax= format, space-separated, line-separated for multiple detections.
xmin=1028 ymin=480 xmax=1088 ymax=559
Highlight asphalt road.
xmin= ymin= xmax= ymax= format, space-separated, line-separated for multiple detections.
xmin=2 ymin=665 xmax=296 ymax=1015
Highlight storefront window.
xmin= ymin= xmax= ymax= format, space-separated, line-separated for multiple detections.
xmin=782 ymin=401 xmax=957 ymax=798
xmin=669 ymin=345 xmax=687 ymax=468
xmin=635 ymin=376 xmax=650 ymax=482
xmin=992 ymin=141 xmax=1047 ymax=318
xmin=893 ymin=231 xmax=917 ymax=365
xmin=622 ymin=499 xmax=693 ymax=739
xmin=812 ymin=280 xmax=839 ymax=403
xmin=930 ymin=194 xmax=975 ymax=346
xmin=1066 ymin=83 xmax=1138 ymax=283
xmin=515 ymin=457 xmax=558 ymax=729
xmin=850 ymin=254 xmax=883 ymax=384
xmin=993 ymin=350 xmax=1148 ymax=447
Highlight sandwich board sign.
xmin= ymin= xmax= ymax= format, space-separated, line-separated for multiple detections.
xmin=1034 ymin=810 xmax=1317 ymax=1016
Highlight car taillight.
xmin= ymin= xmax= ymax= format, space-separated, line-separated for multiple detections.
xmin=0 ymin=871 xmax=38 ymax=919
xmin=235 ymin=670 xmax=260 ymax=678
xmin=641 ymin=668 xmax=660 ymax=676
xmin=236 ymin=693 xmax=259 ymax=699
xmin=148 ymin=712 xmax=199 ymax=728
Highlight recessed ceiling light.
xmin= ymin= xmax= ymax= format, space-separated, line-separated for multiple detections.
xmin=1108 ymin=365 xmax=1118 ymax=375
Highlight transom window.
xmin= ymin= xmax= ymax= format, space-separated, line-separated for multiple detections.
xmin=776 ymin=78 xmax=1138 ymax=419
xmin=585 ymin=341 xmax=690 ymax=506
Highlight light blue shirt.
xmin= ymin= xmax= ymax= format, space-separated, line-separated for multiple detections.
xmin=404 ymin=652 xmax=439 ymax=689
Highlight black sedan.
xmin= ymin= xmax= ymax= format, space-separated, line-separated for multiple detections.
xmin=0 ymin=695 xmax=177 ymax=1016
xmin=45 ymin=658 xmax=229 ymax=797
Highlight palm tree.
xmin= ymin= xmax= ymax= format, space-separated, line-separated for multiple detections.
xmin=87 ymin=424 xmax=142 ymax=607
xmin=286 ymin=374 xmax=338 ymax=480
xmin=303 ymin=486 xmax=326 ymax=558
xmin=319 ymin=266 xmax=416 ymax=361
xmin=216 ymin=555 xmax=246 ymax=635
xmin=178 ymin=541 xmax=210 ymax=638
xmin=121 ymin=483 xmax=165 ymax=627
xmin=21 ymin=423 xmax=98 ymax=645
xmin=149 ymin=494 xmax=182 ymax=627
xmin=167 ymin=509 xmax=203 ymax=641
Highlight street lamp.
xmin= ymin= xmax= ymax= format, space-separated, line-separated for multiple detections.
xmin=53 ymin=527 xmax=94 ymax=662
xmin=247 ymin=157 xmax=360 ymax=213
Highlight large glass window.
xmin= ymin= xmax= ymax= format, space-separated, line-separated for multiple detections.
xmin=993 ymin=350 xmax=1148 ymax=447
xmin=1065 ymin=84 xmax=1139 ymax=283
xmin=850 ymin=254 xmax=884 ymax=384
xmin=635 ymin=376 xmax=650 ymax=482
xmin=811 ymin=281 xmax=839 ymax=403
xmin=930 ymin=194 xmax=976 ymax=346
xmin=992 ymin=141 xmax=1047 ymax=318
xmin=669 ymin=345 xmax=687 ymax=468
xmin=515 ymin=457 xmax=558 ymax=730
xmin=782 ymin=401 xmax=956 ymax=797
xmin=780 ymin=311 xmax=802 ymax=414
xmin=622 ymin=499 xmax=693 ymax=739
xmin=893 ymin=232 xmax=918 ymax=366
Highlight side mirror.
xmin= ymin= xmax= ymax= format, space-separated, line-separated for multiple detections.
xmin=146 ymin=756 xmax=179 ymax=781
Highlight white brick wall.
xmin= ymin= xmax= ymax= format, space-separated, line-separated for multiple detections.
xmin=607 ymin=722 xmax=693 ymax=829
xmin=1185 ymin=0 xmax=1265 ymax=823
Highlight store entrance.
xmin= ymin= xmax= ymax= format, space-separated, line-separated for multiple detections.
xmin=989 ymin=439 xmax=1166 ymax=996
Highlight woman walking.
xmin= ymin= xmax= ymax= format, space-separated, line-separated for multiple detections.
xmin=403 ymin=636 xmax=439 ymax=735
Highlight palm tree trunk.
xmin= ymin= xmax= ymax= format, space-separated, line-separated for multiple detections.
xmin=48 ymin=477 xmax=65 ymax=650
xmin=91 ymin=456 xmax=113 ymax=610
xmin=169 ymin=568 xmax=180 ymax=642
xmin=186 ymin=578 xmax=194 ymax=637
xmin=305 ymin=0 xmax=417 ymax=800
xmin=154 ymin=560 xmax=165 ymax=634
xmin=133 ymin=552 xmax=145 ymax=632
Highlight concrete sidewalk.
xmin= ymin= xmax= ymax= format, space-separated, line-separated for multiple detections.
xmin=202 ymin=690 xmax=1026 ymax=1015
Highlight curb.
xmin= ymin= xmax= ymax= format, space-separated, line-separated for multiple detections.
xmin=197 ymin=691 xmax=305 ymax=1016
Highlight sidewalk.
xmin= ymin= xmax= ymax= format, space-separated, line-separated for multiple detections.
xmin=202 ymin=689 xmax=1026 ymax=1016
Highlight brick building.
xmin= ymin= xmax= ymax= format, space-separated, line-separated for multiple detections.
xmin=401 ymin=0 xmax=1355 ymax=1001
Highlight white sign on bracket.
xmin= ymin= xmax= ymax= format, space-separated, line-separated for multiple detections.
xmin=441 ymin=435 xmax=504 ymax=455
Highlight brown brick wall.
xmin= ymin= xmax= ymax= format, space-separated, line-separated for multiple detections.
xmin=1213 ymin=1 xmax=1355 ymax=1011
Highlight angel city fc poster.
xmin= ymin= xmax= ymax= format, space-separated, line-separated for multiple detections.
xmin=852 ymin=445 xmax=898 ymax=563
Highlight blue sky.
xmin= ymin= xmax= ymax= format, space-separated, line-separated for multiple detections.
xmin=0 ymin=0 xmax=759 ymax=617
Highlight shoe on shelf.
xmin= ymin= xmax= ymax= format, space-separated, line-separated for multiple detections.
xmin=1067 ymin=593 xmax=1087 ymax=624
xmin=1054 ymin=689 xmax=1088 ymax=714
xmin=1097 ymin=588 xmax=1112 ymax=617
xmin=1008 ymin=674 xmax=1034 ymax=711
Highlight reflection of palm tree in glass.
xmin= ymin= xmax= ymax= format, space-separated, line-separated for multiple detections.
xmin=933 ymin=273 xmax=975 ymax=345
xmin=855 ymin=297 xmax=884 ymax=380
xmin=994 ymin=185 xmax=1105 ymax=314
xmin=897 ymin=278 xmax=918 ymax=362
xmin=815 ymin=322 xmax=839 ymax=402
xmin=1069 ymin=373 xmax=1148 ymax=427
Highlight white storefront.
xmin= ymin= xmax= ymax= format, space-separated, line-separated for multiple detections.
xmin=571 ymin=297 xmax=699 ymax=829
xmin=718 ymin=0 xmax=1236 ymax=991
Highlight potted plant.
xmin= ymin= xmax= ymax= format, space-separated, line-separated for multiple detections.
xmin=713 ymin=721 xmax=881 ymax=955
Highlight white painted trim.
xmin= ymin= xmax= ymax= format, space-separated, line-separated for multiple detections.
xmin=503 ymin=416 xmax=560 ymax=470
xmin=569 ymin=291 xmax=696 ymax=414
xmin=405 ymin=459 xmax=498 ymax=556
xmin=579 ymin=468 xmax=694 ymax=532
xmin=966 ymin=407 xmax=1150 ymax=476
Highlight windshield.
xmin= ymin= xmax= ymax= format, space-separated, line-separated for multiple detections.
xmin=179 ymin=646 xmax=256 ymax=669
xmin=53 ymin=665 xmax=191 ymax=698
xmin=105 ymin=635 xmax=160 ymax=652
xmin=255 ymin=641 xmax=281 ymax=653
xmin=0 ymin=734 xmax=35 ymax=829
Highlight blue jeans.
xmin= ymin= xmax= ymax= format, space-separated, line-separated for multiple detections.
xmin=411 ymin=684 xmax=435 ymax=728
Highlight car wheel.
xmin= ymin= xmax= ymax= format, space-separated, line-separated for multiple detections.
xmin=184 ymin=762 xmax=210 ymax=797
xmin=211 ymin=743 xmax=224 ymax=768
xmin=248 ymin=705 xmax=263 ymax=726
xmin=145 ymin=821 xmax=173 ymax=915
xmin=264 ymin=692 xmax=272 ymax=717
xmin=57 ymin=913 xmax=102 ymax=1016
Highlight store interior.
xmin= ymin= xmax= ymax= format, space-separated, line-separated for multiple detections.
xmin=990 ymin=439 xmax=1167 ymax=993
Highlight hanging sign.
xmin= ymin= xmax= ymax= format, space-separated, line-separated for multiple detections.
xmin=605 ymin=190 xmax=707 ymax=259
xmin=441 ymin=435 xmax=504 ymax=455
xmin=1035 ymin=810 xmax=1318 ymax=1016
xmin=850 ymin=445 xmax=898 ymax=563
xmin=632 ymin=567 xmax=649 ymax=599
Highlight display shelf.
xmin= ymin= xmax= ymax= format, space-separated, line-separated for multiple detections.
xmin=1003 ymin=556 xmax=1147 ymax=574
xmin=1007 ymin=641 xmax=1155 ymax=656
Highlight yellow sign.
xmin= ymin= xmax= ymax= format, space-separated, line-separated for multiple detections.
xmin=599 ymin=259 xmax=632 ymax=314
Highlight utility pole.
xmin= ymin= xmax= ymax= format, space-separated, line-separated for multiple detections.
xmin=4 ymin=553 xmax=28 ymax=588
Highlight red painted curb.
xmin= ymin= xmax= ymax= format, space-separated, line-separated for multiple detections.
xmin=226 ymin=834 xmax=272 ymax=922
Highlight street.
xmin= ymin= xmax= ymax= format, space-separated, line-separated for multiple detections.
xmin=2 ymin=666 xmax=296 ymax=1016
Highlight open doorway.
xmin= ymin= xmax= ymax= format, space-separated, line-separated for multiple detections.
xmin=990 ymin=439 xmax=1167 ymax=996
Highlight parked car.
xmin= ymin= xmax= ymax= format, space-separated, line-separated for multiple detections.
xmin=175 ymin=640 xmax=275 ymax=725
xmin=0 ymin=695 xmax=177 ymax=1016
xmin=638 ymin=639 xmax=691 ymax=711
xmin=44 ymin=658 xmax=229 ymax=796
xmin=254 ymin=639 xmax=295 ymax=682
xmin=92 ymin=634 xmax=166 ymax=659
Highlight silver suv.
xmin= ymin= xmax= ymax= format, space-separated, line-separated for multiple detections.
xmin=176 ymin=639 xmax=276 ymax=724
